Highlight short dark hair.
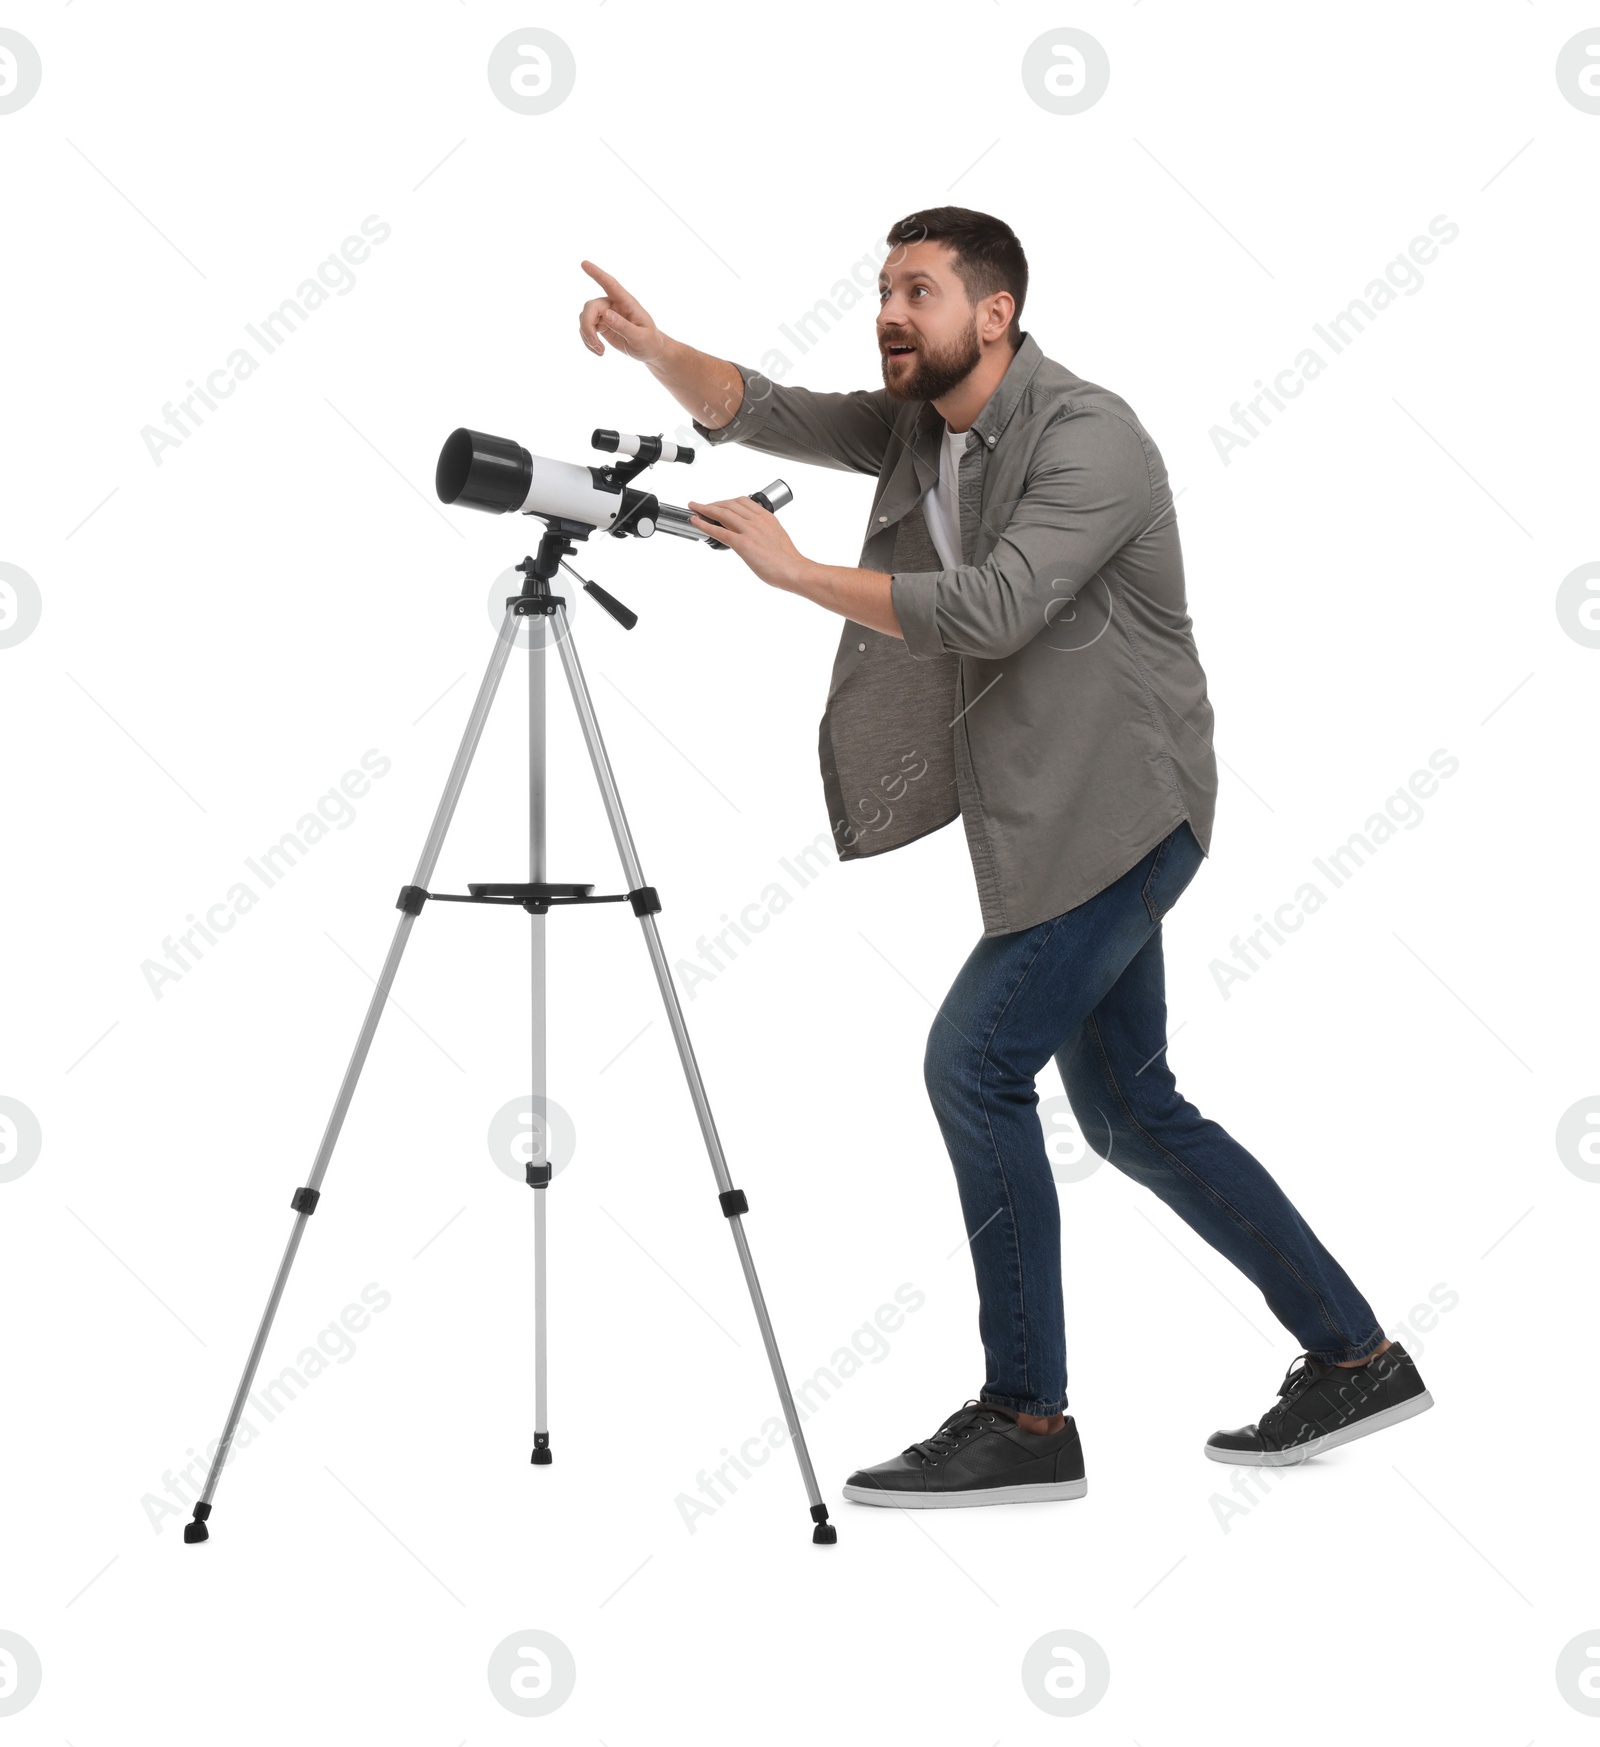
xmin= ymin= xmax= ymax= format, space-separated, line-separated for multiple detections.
xmin=884 ymin=206 xmax=1028 ymax=343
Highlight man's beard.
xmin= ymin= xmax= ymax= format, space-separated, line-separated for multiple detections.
xmin=879 ymin=317 xmax=982 ymax=402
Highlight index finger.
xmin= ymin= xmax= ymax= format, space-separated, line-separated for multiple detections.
xmin=580 ymin=259 xmax=630 ymax=300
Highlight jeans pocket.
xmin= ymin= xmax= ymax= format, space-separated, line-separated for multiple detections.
xmin=1142 ymin=820 xmax=1203 ymax=923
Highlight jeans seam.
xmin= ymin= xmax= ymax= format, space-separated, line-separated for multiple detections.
xmin=969 ymin=918 xmax=1064 ymax=1407
xmin=1084 ymin=1010 xmax=1349 ymax=1355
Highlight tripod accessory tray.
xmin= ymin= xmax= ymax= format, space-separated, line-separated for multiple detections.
xmin=395 ymin=881 xmax=661 ymax=917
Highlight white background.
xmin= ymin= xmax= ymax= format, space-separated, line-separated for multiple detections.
xmin=3 ymin=2 xmax=1597 ymax=1739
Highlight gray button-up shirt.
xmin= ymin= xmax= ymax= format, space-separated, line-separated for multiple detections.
xmin=692 ymin=332 xmax=1218 ymax=936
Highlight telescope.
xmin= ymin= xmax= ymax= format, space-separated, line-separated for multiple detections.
xmin=435 ymin=425 xmax=792 ymax=548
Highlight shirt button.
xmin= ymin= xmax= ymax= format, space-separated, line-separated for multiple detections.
xmin=986 ymin=434 xmax=996 ymax=447
xmin=877 ymin=515 xmax=888 ymax=523
xmin=858 ymin=642 xmax=866 ymax=652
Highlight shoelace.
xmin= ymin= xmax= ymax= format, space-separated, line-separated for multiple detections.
xmin=907 ymin=1402 xmax=1003 ymax=1463
xmin=1259 ymin=1353 xmax=1325 ymax=1432
xmin=1277 ymin=1354 xmax=1323 ymax=1399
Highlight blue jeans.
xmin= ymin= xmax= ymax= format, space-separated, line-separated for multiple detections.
xmin=925 ymin=820 xmax=1385 ymax=1417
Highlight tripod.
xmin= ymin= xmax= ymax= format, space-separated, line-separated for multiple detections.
xmin=185 ymin=522 xmax=836 ymax=1546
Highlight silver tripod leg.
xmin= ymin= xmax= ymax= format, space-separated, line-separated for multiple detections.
xmin=528 ymin=613 xmax=552 ymax=1465
xmin=184 ymin=605 xmax=523 ymax=1543
xmin=551 ymin=603 xmax=836 ymax=1543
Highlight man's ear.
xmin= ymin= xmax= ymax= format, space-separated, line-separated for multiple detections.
xmin=980 ymin=291 xmax=1016 ymax=343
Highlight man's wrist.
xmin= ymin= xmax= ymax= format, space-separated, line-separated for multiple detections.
xmin=644 ymin=332 xmax=683 ymax=380
xmin=789 ymin=557 xmax=828 ymax=604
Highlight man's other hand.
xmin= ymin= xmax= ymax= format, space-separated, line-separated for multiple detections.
xmin=687 ymin=497 xmax=807 ymax=593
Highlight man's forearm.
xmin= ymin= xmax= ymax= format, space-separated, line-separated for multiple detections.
xmin=784 ymin=561 xmax=903 ymax=640
xmin=646 ymin=335 xmax=746 ymax=431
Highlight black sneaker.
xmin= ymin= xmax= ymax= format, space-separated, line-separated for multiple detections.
xmin=1206 ymin=1342 xmax=1434 ymax=1466
xmin=843 ymin=1401 xmax=1087 ymax=1509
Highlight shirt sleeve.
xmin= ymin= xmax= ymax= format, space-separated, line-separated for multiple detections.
xmin=890 ymin=406 xmax=1154 ymax=661
xmin=691 ymin=362 xmax=896 ymax=477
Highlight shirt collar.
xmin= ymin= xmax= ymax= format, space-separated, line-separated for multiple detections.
xmin=969 ymin=330 xmax=1043 ymax=450
xmin=910 ymin=331 xmax=1042 ymax=464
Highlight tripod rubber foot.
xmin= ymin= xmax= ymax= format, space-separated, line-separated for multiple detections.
xmin=810 ymin=1503 xmax=836 ymax=1544
xmin=184 ymin=1503 xmax=212 ymax=1544
xmin=531 ymin=1433 xmax=552 ymax=1466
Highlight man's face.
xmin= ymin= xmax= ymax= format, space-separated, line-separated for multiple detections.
xmin=877 ymin=240 xmax=982 ymax=402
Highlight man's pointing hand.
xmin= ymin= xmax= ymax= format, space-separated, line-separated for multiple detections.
xmin=577 ymin=261 xmax=666 ymax=363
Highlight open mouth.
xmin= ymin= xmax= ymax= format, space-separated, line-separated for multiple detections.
xmin=883 ymin=343 xmax=916 ymax=359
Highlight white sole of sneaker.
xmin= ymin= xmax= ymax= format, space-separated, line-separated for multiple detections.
xmin=1204 ymin=1389 xmax=1435 ymax=1467
xmin=842 ymin=1477 xmax=1088 ymax=1509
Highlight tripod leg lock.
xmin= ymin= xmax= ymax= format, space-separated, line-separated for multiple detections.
xmin=718 ymin=1188 xmax=749 ymax=1218
xmin=290 ymin=1186 xmax=321 ymax=1216
xmin=396 ymin=884 xmax=429 ymax=915
xmin=628 ymin=885 xmax=661 ymax=916
xmin=525 ymin=1162 xmax=553 ymax=1188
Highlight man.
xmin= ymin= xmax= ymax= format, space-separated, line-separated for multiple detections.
xmin=577 ymin=207 xmax=1433 ymax=1508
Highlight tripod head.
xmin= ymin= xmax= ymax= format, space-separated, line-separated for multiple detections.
xmin=504 ymin=518 xmax=637 ymax=634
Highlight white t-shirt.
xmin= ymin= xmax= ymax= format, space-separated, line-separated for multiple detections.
xmin=922 ymin=423 xmax=971 ymax=569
